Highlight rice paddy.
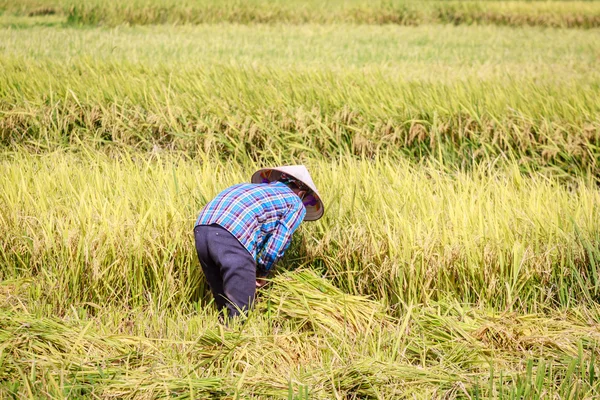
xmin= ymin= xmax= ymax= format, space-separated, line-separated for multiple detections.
xmin=1 ymin=1 xmax=599 ymax=398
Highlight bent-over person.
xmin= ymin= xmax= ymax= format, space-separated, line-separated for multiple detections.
xmin=193 ymin=166 xmax=324 ymax=319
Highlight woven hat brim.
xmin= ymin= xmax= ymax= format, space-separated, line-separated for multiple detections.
xmin=251 ymin=166 xmax=324 ymax=221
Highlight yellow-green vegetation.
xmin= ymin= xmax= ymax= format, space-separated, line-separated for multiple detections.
xmin=1 ymin=151 xmax=600 ymax=397
xmin=1 ymin=24 xmax=599 ymax=175
xmin=2 ymin=272 xmax=600 ymax=398
xmin=1 ymin=0 xmax=600 ymax=398
xmin=2 ymin=0 xmax=600 ymax=28
xmin=2 ymin=151 xmax=600 ymax=309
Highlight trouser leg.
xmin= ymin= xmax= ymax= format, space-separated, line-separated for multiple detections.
xmin=205 ymin=225 xmax=257 ymax=318
xmin=194 ymin=225 xmax=228 ymax=312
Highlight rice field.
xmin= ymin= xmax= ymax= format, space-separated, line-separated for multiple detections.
xmin=3 ymin=0 xmax=600 ymax=28
xmin=1 ymin=1 xmax=600 ymax=398
xmin=1 ymin=23 xmax=599 ymax=175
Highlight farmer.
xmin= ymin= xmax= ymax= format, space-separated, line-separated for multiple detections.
xmin=193 ymin=166 xmax=324 ymax=319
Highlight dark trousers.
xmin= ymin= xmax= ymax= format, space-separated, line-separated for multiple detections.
xmin=193 ymin=224 xmax=257 ymax=318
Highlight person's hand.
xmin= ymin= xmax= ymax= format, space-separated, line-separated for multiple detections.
xmin=256 ymin=278 xmax=268 ymax=288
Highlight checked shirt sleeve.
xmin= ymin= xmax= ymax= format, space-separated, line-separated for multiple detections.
xmin=257 ymin=203 xmax=305 ymax=272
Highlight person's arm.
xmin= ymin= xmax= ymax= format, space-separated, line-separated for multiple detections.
xmin=257 ymin=203 xmax=305 ymax=273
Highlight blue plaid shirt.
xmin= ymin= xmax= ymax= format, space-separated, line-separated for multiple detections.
xmin=195 ymin=181 xmax=306 ymax=272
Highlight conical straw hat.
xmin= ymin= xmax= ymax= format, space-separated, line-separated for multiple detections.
xmin=251 ymin=165 xmax=324 ymax=221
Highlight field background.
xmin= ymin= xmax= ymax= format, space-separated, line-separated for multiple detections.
xmin=1 ymin=1 xmax=600 ymax=398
